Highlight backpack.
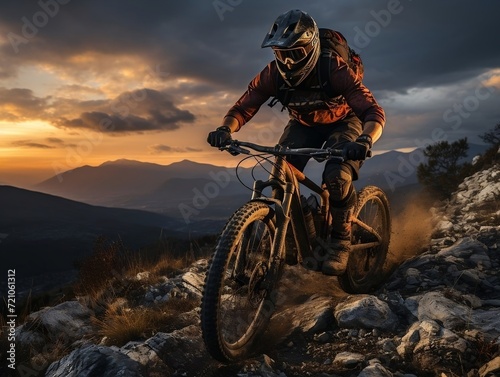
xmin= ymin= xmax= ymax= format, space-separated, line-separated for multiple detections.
xmin=269 ymin=28 xmax=364 ymax=109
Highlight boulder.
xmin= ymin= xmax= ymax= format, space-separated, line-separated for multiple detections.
xmin=17 ymin=301 xmax=94 ymax=352
xmin=397 ymin=319 xmax=469 ymax=375
xmin=45 ymin=344 xmax=142 ymax=377
xmin=335 ymin=295 xmax=399 ymax=331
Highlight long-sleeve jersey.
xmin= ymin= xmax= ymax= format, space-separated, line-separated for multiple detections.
xmin=225 ymin=57 xmax=385 ymax=131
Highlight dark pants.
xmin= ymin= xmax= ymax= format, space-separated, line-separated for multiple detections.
xmin=278 ymin=112 xmax=363 ymax=208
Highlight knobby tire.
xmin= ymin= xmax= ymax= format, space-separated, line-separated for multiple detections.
xmin=201 ymin=201 xmax=279 ymax=362
xmin=338 ymin=186 xmax=391 ymax=293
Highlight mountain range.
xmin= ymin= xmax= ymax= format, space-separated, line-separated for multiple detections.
xmin=33 ymin=143 xmax=490 ymax=222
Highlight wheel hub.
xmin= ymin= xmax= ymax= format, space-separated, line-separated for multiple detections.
xmin=248 ymin=261 xmax=268 ymax=305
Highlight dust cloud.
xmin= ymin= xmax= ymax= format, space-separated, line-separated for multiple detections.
xmin=386 ymin=191 xmax=435 ymax=271
xmin=262 ymin=191 xmax=436 ymax=349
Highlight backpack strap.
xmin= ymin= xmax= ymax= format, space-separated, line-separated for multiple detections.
xmin=268 ymin=70 xmax=293 ymax=111
xmin=317 ymin=52 xmax=335 ymax=99
xmin=317 ymin=28 xmax=349 ymax=99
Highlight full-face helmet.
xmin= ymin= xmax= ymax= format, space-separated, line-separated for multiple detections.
xmin=261 ymin=10 xmax=320 ymax=87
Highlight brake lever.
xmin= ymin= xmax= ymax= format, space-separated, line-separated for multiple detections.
xmin=311 ymin=151 xmax=330 ymax=163
xmin=220 ymin=144 xmax=250 ymax=155
xmin=231 ymin=145 xmax=250 ymax=155
xmin=325 ymin=148 xmax=373 ymax=161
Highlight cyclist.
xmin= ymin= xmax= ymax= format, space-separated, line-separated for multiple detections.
xmin=207 ymin=9 xmax=386 ymax=276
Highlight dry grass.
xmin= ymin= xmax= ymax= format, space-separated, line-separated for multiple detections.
xmin=74 ymin=236 xmax=206 ymax=296
xmin=93 ymin=297 xmax=198 ymax=347
xmin=149 ymin=255 xmax=189 ymax=277
xmin=27 ymin=337 xmax=73 ymax=373
xmin=73 ymin=236 xmax=201 ymax=309
xmin=72 ymin=237 xmax=205 ymax=347
xmin=73 ymin=237 xmax=127 ymax=297
xmin=9 ymin=319 xmax=76 ymax=377
xmin=476 ymin=339 xmax=500 ymax=362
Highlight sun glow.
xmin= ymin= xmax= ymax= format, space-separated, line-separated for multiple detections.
xmin=482 ymin=68 xmax=500 ymax=89
xmin=0 ymin=120 xmax=56 ymax=137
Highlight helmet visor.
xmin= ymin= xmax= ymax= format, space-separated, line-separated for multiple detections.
xmin=273 ymin=44 xmax=313 ymax=65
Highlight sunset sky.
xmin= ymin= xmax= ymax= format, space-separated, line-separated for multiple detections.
xmin=0 ymin=1 xmax=499 ymax=187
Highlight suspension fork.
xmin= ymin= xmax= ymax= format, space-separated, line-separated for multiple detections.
xmin=249 ymin=180 xmax=290 ymax=276
xmin=251 ymin=157 xmax=298 ymax=264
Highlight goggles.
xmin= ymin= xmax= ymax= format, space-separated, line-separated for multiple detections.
xmin=273 ymin=44 xmax=314 ymax=65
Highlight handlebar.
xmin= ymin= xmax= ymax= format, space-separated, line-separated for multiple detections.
xmin=220 ymin=140 xmax=372 ymax=160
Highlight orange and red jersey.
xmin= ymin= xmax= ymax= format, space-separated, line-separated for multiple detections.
xmin=225 ymin=56 xmax=385 ymax=130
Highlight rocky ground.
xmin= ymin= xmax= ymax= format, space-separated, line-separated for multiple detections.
xmin=7 ymin=163 xmax=500 ymax=377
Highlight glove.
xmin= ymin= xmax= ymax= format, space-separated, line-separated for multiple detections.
xmin=343 ymin=135 xmax=372 ymax=161
xmin=207 ymin=126 xmax=232 ymax=147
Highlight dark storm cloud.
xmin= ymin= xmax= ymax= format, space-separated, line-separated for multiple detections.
xmin=0 ymin=87 xmax=50 ymax=120
xmin=1 ymin=0 xmax=498 ymax=93
xmin=0 ymin=1 xmax=499 ymax=149
xmin=0 ymin=0 xmax=263 ymax=87
xmin=0 ymin=85 xmax=195 ymax=134
xmin=55 ymin=89 xmax=195 ymax=134
xmin=336 ymin=1 xmax=500 ymax=92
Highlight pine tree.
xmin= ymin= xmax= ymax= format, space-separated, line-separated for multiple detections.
xmin=473 ymin=122 xmax=500 ymax=170
xmin=417 ymin=138 xmax=472 ymax=199
xmin=479 ymin=122 xmax=500 ymax=146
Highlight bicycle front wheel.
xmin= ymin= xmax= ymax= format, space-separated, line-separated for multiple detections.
xmin=201 ymin=201 xmax=279 ymax=362
xmin=339 ymin=186 xmax=391 ymax=293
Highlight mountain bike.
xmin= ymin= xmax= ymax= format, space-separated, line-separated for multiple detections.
xmin=200 ymin=140 xmax=391 ymax=362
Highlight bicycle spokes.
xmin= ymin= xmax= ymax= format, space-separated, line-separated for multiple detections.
xmin=352 ymin=197 xmax=384 ymax=268
xmin=339 ymin=186 xmax=391 ymax=293
xmin=219 ymin=220 xmax=273 ymax=346
xmin=354 ymin=197 xmax=383 ymax=245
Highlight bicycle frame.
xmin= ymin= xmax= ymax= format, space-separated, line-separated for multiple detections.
xmin=249 ymin=154 xmax=330 ymax=268
xmin=223 ymin=139 xmax=384 ymax=268
xmin=201 ymin=141 xmax=392 ymax=363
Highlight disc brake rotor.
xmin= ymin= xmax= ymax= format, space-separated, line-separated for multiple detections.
xmin=248 ymin=261 xmax=268 ymax=306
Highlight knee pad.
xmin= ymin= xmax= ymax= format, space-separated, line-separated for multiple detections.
xmin=323 ymin=163 xmax=354 ymax=204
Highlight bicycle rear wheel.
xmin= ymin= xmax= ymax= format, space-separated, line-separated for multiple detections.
xmin=201 ymin=201 xmax=279 ymax=362
xmin=338 ymin=186 xmax=391 ymax=293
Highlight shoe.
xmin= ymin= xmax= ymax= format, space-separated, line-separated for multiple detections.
xmin=321 ymin=238 xmax=350 ymax=275
xmin=321 ymin=201 xmax=354 ymax=276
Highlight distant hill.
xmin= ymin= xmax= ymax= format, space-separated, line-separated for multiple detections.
xmin=35 ymin=159 xmax=250 ymax=206
xmin=34 ymin=159 xmax=254 ymax=226
xmin=304 ymin=143 xmax=489 ymax=193
xmin=0 ymin=185 xmax=184 ymax=287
